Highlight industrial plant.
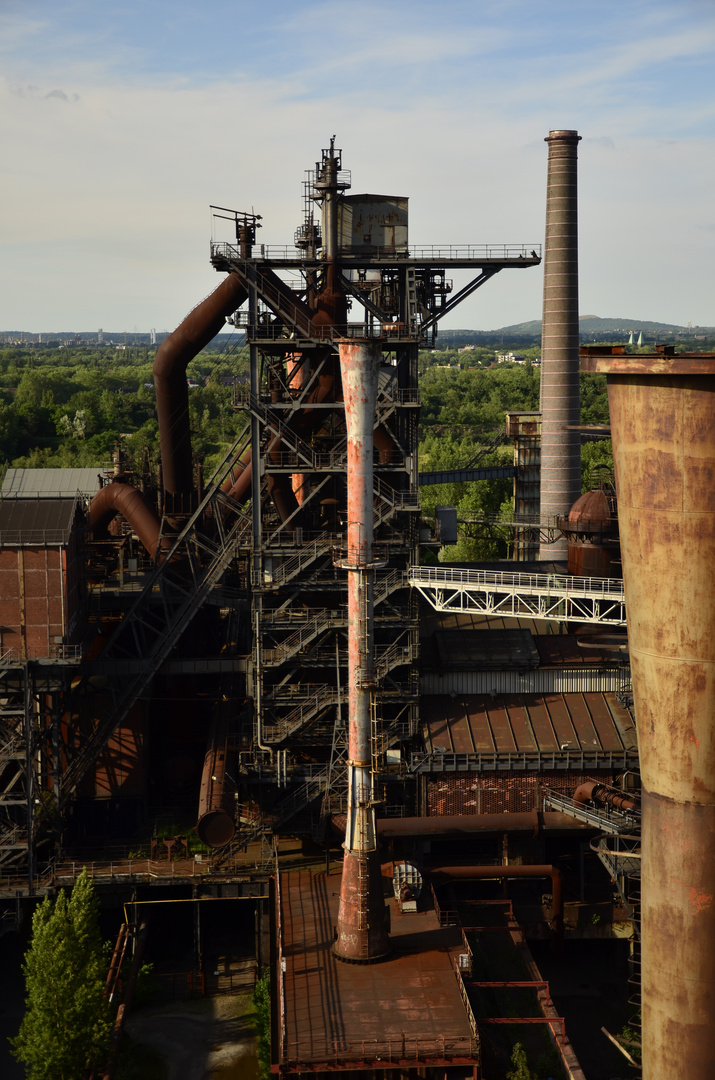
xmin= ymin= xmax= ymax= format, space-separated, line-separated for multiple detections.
xmin=1 ymin=130 xmax=713 ymax=1080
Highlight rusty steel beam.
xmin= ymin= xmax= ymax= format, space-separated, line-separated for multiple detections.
xmin=581 ymin=346 xmax=715 ymax=1080
xmin=333 ymin=339 xmax=390 ymax=963
xmin=430 ymin=864 xmax=563 ymax=946
xmin=540 ymin=130 xmax=582 ymax=559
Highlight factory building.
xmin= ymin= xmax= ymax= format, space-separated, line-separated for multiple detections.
xmin=2 ymin=134 xmax=711 ymax=1079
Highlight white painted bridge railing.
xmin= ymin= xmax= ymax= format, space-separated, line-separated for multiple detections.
xmin=408 ymin=565 xmax=626 ymax=626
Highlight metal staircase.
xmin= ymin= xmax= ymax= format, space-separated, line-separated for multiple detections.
xmin=60 ymin=438 xmax=255 ymax=809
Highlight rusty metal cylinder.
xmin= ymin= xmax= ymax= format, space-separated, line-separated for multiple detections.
xmin=334 ymin=339 xmax=390 ymax=963
xmin=540 ymin=130 xmax=582 ymax=559
xmin=581 ymin=348 xmax=715 ymax=1080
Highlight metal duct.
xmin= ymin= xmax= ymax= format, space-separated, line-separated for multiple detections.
xmin=89 ymin=482 xmax=168 ymax=560
xmin=430 ymin=864 xmax=563 ymax=945
xmin=581 ymin=345 xmax=715 ymax=1080
xmin=539 ymin=130 xmax=582 ymax=560
xmin=154 ymin=273 xmax=248 ymax=514
xmin=333 ymin=339 xmax=390 ymax=963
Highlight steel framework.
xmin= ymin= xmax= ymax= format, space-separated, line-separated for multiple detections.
xmin=409 ymin=565 xmax=626 ymax=626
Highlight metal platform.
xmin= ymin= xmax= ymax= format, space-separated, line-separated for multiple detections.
xmin=275 ymin=869 xmax=479 ymax=1074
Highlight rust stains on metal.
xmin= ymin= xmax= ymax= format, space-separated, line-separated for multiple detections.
xmin=583 ymin=346 xmax=715 ymax=1080
xmin=430 ymin=865 xmax=564 ymax=946
xmin=333 ymin=339 xmax=390 ymax=963
xmin=277 ymin=870 xmax=479 ymax=1073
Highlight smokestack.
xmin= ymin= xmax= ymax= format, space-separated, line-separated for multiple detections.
xmin=581 ymin=346 xmax=715 ymax=1079
xmin=333 ymin=339 xmax=390 ymax=963
xmin=540 ymin=130 xmax=582 ymax=560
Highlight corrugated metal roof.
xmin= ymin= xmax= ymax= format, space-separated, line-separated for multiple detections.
xmin=1 ymin=468 xmax=101 ymax=499
xmin=0 ymin=499 xmax=80 ymax=546
xmin=422 ymin=692 xmax=637 ymax=756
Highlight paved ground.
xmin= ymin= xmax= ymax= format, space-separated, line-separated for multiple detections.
xmin=126 ymin=991 xmax=259 ymax=1080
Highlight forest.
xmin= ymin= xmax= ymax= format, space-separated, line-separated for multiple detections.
xmin=0 ymin=340 xmax=616 ymax=560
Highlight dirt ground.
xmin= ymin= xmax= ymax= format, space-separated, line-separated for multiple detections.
xmin=125 ymin=991 xmax=260 ymax=1080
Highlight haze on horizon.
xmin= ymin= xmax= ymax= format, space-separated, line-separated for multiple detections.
xmin=1 ymin=0 xmax=713 ymax=334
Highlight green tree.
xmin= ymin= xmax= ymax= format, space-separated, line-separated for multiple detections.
xmin=506 ymin=1040 xmax=536 ymax=1080
xmin=11 ymin=869 xmax=111 ymax=1080
xmin=252 ymin=970 xmax=271 ymax=1080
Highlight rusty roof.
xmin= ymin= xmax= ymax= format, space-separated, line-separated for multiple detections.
xmin=422 ymin=692 xmax=637 ymax=756
xmin=277 ymin=870 xmax=479 ymax=1072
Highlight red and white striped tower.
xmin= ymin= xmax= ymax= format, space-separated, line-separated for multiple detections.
xmin=333 ymin=339 xmax=390 ymax=963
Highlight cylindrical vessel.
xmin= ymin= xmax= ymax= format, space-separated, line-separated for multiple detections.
xmin=582 ymin=347 xmax=715 ymax=1080
xmin=196 ymin=707 xmax=236 ymax=848
xmin=540 ymin=130 xmax=582 ymax=559
xmin=334 ymin=339 xmax=390 ymax=963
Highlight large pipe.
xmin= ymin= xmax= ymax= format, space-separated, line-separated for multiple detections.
xmin=539 ymin=130 xmax=582 ymax=560
xmin=375 ymin=812 xmax=591 ymax=837
xmin=154 ymin=273 xmax=248 ymax=513
xmin=581 ymin=346 xmax=715 ymax=1080
xmin=333 ymin=339 xmax=390 ymax=963
xmin=89 ymin=481 xmax=168 ymax=560
xmin=572 ymin=781 xmax=638 ymax=813
xmin=430 ymin=864 xmax=563 ymax=944
xmin=196 ymin=706 xmax=236 ymax=848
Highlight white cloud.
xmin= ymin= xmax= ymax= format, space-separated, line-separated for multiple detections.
xmin=0 ymin=0 xmax=713 ymax=330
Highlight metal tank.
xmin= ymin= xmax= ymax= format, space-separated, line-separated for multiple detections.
xmin=540 ymin=130 xmax=582 ymax=560
xmin=581 ymin=344 xmax=715 ymax=1080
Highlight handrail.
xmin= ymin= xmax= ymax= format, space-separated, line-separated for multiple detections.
xmin=212 ymin=241 xmax=541 ymax=262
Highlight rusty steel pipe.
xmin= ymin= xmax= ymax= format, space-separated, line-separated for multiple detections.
xmin=374 ymin=812 xmax=588 ymax=837
xmin=196 ymin=706 xmax=236 ymax=848
xmin=154 ymin=274 xmax=247 ymax=512
xmin=430 ymin=864 xmax=564 ymax=945
xmin=572 ymin=781 xmax=638 ymax=813
xmin=89 ymin=481 xmax=169 ymax=560
xmin=334 ymin=339 xmax=390 ymax=963
xmin=540 ymin=130 xmax=582 ymax=560
xmin=581 ymin=347 xmax=715 ymax=1080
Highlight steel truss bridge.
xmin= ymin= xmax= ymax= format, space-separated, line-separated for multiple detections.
xmin=408 ymin=566 xmax=626 ymax=626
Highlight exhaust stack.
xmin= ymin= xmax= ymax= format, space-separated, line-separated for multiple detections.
xmin=540 ymin=130 xmax=582 ymax=559
xmin=333 ymin=339 xmax=390 ymax=964
xmin=581 ymin=345 xmax=715 ymax=1080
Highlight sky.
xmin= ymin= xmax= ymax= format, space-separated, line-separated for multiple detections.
xmin=1 ymin=0 xmax=714 ymax=334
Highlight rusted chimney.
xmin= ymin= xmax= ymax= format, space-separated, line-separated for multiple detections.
xmin=540 ymin=130 xmax=582 ymax=559
xmin=333 ymin=339 xmax=390 ymax=963
xmin=581 ymin=346 xmax=715 ymax=1080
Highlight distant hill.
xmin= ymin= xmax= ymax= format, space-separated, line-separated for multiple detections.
xmin=496 ymin=316 xmax=714 ymax=335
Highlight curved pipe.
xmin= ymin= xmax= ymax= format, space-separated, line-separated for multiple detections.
xmin=430 ymin=864 xmax=564 ymax=947
xmin=154 ymin=273 xmax=248 ymax=506
xmin=573 ymin=781 xmax=638 ymax=813
xmin=89 ymin=482 xmax=169 ymax=560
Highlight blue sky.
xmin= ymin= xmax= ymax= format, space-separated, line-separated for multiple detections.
xmin=2 ymin=0 xmax=713 ymax=332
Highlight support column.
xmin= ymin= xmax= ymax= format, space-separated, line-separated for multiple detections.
xmin=582 ymin=348 xmax=715 ymax=1079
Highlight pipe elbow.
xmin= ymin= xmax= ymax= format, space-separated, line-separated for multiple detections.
xmin=89 ymin=482 xmax=166 ymax=560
